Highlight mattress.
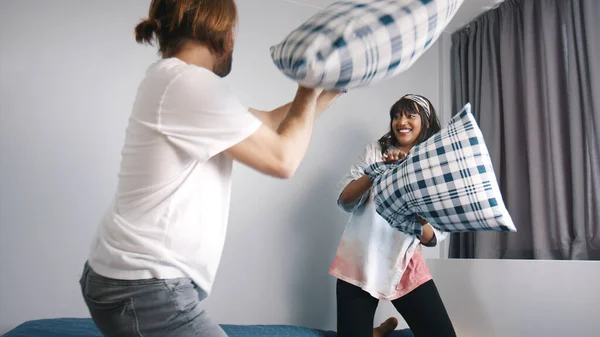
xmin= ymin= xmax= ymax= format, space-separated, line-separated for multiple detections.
xmin=2 ymin=318 xmax=414 ymax=337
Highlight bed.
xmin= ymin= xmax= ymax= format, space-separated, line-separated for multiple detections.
xmin=2 ymin=318 xmax=414 ymax=337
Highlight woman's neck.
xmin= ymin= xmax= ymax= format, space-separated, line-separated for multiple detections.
xmin=394 ymin=142 xmax=413 ymax=154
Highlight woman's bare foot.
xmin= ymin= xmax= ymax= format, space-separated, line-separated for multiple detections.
xmin=373 ymin=317 xmax=399 ymax=337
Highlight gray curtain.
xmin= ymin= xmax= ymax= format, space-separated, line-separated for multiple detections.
xmin=449 ymin=0 xmax=600 ymax=260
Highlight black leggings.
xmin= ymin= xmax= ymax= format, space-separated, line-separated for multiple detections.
xmin=336 ymin=279 xmax=456 ymax=337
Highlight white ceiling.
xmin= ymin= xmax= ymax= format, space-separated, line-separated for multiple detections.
xmin=283 ymin=0 xmax=505 ymax=32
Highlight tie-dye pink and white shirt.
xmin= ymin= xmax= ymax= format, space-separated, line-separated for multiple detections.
xmin=329 ymin=142 xmax=447 ymax=300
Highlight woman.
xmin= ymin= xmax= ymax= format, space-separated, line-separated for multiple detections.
xmin=330 ymin=94 xmax=457 ymax=337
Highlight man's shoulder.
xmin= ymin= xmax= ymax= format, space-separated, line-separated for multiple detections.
xmin=146 ymin=58 xmax=221 ymax=88
xmin=145 ymin=59 xmax=236 ymax=106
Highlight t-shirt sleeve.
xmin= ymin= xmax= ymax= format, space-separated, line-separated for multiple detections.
xmin=337 ymin=142 xmax=380 ymax=212
xmin=157 ymin=68 xmax=262 ymax=163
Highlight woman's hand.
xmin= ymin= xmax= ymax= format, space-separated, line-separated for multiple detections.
xmin=382 ymin=148 xmax=407 ymax=163
xmin=418 ymin=224 xmax=435 ymax=245
xmin=416 ymin=216 xmax=436 ymax=246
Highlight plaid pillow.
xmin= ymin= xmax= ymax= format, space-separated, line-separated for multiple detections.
xmin=365 ymin=103 xmax=517 ymax=235
xmin=270 ymin=0 xmax=464 ymax=90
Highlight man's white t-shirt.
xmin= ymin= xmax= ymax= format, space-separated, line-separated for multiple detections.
xmin=87 ymin=58 xmax=262 ymax=300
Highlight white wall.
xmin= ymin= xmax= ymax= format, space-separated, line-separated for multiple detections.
xmin=427 ymin=258 xmax=600 ymax=337
xmin=0 ymin=0 xmax=440 ymax=333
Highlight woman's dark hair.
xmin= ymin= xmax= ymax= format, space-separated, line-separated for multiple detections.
xmin=378 ymin=95 xmax=441 ymax=154
xmin=134 ymin=0 xmax=238 ymax=57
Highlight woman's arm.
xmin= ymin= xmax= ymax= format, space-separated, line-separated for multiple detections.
xmin=339 ymin=175 xmax=373 ymax=206
xmin=337 ymin=144 xmax=379 ymax=212
xmin=338 ymin=144 xmax=410 ymax=211
xmin=338 ymin=143 xmax=410 ymax=212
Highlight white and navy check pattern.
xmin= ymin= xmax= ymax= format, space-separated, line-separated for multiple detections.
xmin=365 ymin=104 xmax=517 ymax=235
xmin=270 ymin=0 xmax=464 ymax=90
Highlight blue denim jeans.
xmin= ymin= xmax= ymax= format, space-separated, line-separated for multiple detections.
xmin=79 ymin=262 xmax=226 ymax=337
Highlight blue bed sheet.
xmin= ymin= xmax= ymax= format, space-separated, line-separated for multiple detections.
xmin=2 ymin=318 xmax=414 ymax=337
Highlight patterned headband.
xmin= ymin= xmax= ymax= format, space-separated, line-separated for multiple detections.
xmin=402 ymin=94 xmax=431 ymax=119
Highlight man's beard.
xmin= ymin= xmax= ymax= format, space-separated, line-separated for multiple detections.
xmin=214 ymin=51 xmax=233 ymax=78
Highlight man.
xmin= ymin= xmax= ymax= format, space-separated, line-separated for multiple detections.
xmin=79 ymin=0 xmax=342 ymax=336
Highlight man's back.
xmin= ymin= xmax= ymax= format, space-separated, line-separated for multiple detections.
xmin=79 ymin=2 xmax=340 ymax=335
xmin=87 ymin=58 xmax=262 ymax=298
